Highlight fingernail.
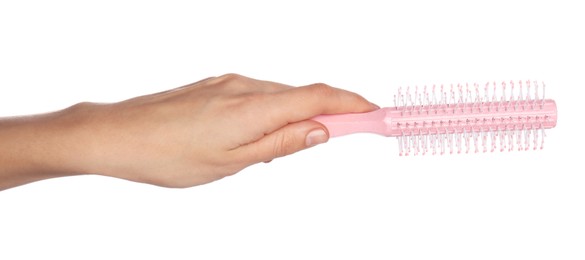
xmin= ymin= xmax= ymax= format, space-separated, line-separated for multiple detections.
xmin=370 ymin=102 xmax=381 ymax=109
xmin=306 ymin=129 xmax=328 ymax=147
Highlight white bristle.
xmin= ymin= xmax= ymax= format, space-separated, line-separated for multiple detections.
xmin=394 ymin=80 xmax=551 ymax=156
xmin=396 ymin=125 xmax=548 ymax=156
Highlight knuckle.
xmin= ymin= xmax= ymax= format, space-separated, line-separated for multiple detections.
xmin=308 ymin=83 xmax=335 ymax=96
xmin=219 ymin=73 xmax=243 ymax=80
xmin=216 ymin=73 xmax=245 ymax=85
xmin=211 ymin=73 xmax=251 ymax=92
xmin=272 ymin=133 xmax=296 ymax=158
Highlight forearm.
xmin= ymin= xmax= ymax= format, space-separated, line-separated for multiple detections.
xmin=0 ymin=104 xmax=91 ymax=190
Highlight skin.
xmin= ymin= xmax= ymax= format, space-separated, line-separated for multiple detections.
xmin=0 ymin=74 xmax=378 ymax=190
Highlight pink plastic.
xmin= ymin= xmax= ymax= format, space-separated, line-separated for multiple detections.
xmin=313 ymin=100 xmax=557 ymax=138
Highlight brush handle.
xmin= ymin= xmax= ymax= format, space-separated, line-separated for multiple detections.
xmin=312 ymin=108 xmax=390 ymax=137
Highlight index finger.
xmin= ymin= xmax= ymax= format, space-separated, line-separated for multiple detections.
xmin=254 ymin=83 xmax=379 ymax=132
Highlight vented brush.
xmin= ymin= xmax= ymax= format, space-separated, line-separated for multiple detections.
xmin=313 ymin=81 xmax=557 ymax=156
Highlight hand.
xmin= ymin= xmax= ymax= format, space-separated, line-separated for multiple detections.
xmin=0 ymin=74 xmax=378 ymax=189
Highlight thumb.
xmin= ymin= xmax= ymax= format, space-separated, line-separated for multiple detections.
xmin=237 ymin=120 xmax=329 ymax=164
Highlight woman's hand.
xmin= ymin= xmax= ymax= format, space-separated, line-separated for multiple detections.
xmin=0 ymin=74 xmax=378 ymax=189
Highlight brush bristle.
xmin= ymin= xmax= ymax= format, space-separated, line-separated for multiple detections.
xmin=392 ymin=81 xmax=556 ymax=156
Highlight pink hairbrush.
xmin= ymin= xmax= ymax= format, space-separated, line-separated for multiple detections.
xmin=314 ymin=81 xmax=557 ymax=156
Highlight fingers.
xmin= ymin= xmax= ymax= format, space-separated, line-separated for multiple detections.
xmin=276 ymin=83 xmax=377 ymax=117
xmin=235 ymin=120 xmax=329 ymax=163
xmin=248 ymin=83 xmax=378 ymax=134
xmin=208 ymin=75 xmax=379 ymax=164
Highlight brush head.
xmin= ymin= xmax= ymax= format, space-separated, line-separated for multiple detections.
xmin=313 ymin=80 xmax=557 ymax=156
xmin=391 ymin=81 xmax=557 ymax=156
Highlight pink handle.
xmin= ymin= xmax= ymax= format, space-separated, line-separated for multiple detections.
xmin=312 ymin=108 xmax=390 ymax=137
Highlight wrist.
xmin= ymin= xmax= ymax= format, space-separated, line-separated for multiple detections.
xmin=0 ymin=102 xmax=99 ymax=189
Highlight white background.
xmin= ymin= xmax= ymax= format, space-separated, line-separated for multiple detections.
xmin=1 ymin=1 xmax=584 ymax=259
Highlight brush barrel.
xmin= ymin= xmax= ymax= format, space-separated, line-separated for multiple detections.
xmin=313 ymin=100 xmax=557 ymax=138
